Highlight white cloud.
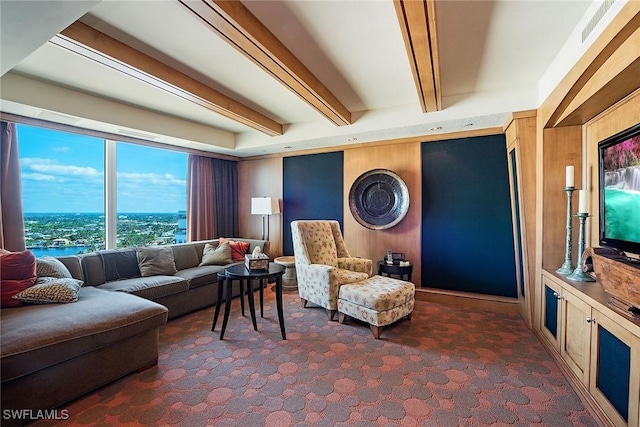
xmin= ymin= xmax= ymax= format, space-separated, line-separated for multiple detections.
xmin=118 ymin=171 xmax=186 ymax=186
xmin=21 ymin=173 xmax=56 ymax=181
xmin=21 ymin=158 xmax=100 ymax=177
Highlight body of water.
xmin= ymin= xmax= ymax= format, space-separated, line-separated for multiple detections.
xmin=28 ymin=246 xmax=95 ymax=258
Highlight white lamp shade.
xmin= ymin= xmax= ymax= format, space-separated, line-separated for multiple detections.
xmin=251 ymin=197 xmax=280 ymax=215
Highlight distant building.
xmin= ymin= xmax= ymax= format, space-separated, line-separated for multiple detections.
xmin=175 ymin=210 xmax=187 ymax=243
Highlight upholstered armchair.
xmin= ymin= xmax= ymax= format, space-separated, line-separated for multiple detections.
xmin=290 ymin=220 xmax=372 ymax=320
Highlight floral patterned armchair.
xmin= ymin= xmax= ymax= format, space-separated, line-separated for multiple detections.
xmin=290 ymin=220 xmax=372 ymax=320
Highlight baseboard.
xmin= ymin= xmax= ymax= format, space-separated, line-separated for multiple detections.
xmin=416 ymin=287 xmax=519 ymax=315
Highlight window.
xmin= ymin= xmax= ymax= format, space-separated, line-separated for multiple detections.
xmin=17 ymin=123 xmax=187 ymax=257
xmin=115 ymin=141 xmax=187 ymax=247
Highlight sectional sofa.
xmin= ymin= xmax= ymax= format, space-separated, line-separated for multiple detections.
xmin=0 ymin=238 xmax=269 ymax=423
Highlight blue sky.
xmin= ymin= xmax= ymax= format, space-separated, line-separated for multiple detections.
xmin=18 ymin=124 xmax=187 ymax=213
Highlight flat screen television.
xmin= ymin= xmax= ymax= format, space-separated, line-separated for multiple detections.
xmin=598 ymin=123 xmax=640 ymax=256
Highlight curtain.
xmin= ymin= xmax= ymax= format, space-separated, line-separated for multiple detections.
xmin=211 ymin=158 xmax=238 ymax=238
xmin=0 ymin=121 xmax=26 ymax=251
xmin=187 ymin=155 xmax=238 ymax=241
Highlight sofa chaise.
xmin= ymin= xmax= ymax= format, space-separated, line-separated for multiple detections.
xmin=1 ymin=238 xmax=269 ymax=423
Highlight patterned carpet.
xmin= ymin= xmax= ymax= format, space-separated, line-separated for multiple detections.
xmin=32 ymin=289 xmax=599 ymax=427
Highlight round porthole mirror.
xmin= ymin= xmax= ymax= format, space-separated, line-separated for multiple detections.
xmin=348 ymin=169 xmax=410 ymax=230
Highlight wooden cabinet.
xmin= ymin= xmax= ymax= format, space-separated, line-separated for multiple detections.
xmin=562 ymin=288 xmax=592 ymax=385
xmin=538 ymin=270 xmax=640 ymax=427
xmin=540 ymin=274 xmax=562 ymax=349
xmin=588 ymin=309 xmax=640 ymax=427
xmin=540 ymin=273 xmax=591 ymax=384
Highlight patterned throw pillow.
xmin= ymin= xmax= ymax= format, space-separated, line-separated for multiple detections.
xmin=12 ymin=277 xmax=83 ymax=304
xmin=218 ymin=238 xmax=250 ymax=262
xmin=136 ymin=247 xmax=178 ymax=277
xmin=36 ymin=256 xmax=73 ymax=278
xmin=199 ymin=242 xmax=232 ymax=266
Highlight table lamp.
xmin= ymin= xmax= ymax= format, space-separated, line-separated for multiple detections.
xmin=251 ymin=197 xmax=280 ymax=240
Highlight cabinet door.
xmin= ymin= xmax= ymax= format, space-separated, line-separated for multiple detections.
xmin=540 ymin=275 xmax=562 ymax=350
xmin=560 ymin=289 xmax=591 ymax=385
xmin=589 ymin=309 xmax=640 ymax=427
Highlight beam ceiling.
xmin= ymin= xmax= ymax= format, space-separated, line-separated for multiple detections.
xmin=177 ymin=0 xmax=352 ymax=127
xmin=55 ymin=21 xmax=283 ymax=136
xmin=394 ymin=0 xmax=441 ymax=113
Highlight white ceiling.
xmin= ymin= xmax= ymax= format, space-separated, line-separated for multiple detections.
xmin=0 ymin=0 xmax=598 ymax=157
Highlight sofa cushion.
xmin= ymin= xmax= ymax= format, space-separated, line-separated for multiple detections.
xmin=0 ymin=286 xmax=168 ymax=382
xmin=171 ymin=244 xmax=200 ymax=271
xmin=175 ymin=265 xmax=227 ymax=289
xmin=98 ymin=276 xmax=189 ymax=300
xmin=13 ymin=277 xmax=83 ymax=304
xmin=136 ymin=247 xmax=177 ymax=277
xmin=199 ymin=242 xmax=232 ymax=266
xmin=1 ymin=250 xmax=37 ymax=308
xmin=36 ymin=256 xmax=73 ymax=279
xmin=98 ymin=249 xmax=141 ymax=282
xmin=219 ymin=238 xmax=250 ymax=261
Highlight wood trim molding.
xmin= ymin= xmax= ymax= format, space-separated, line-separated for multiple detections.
xmin=416 ymin=288 xmax=519 ymax=315
xmin=240 ymin=126 xmax=504 ymax=161
xmin=178 ymin=0 xmax=352 ymax=127
xmin=394 ymin=0 xmax=441 ymax=113
xmin=56 ymin=21 xmax=283 ymax=136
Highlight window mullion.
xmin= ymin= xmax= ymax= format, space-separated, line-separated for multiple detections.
xmin=105 ymin=139 xmax=117 ymax=249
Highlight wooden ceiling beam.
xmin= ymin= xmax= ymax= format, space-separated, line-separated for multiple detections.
xmin=394 ymin=0 xmax=442 ymax=113
xmin=178 ymin=0 xmax=352 ymax=127
xmin=55 ymin=21 xmax=283 ymax=136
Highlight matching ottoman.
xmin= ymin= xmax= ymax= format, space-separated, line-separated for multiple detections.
xmin=337 ymin=275 xmax=415 ymax=339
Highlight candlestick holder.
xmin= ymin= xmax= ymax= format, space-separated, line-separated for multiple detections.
xmin=567 ymin=212 xmax=595 ymax=282
xmin=556 ymin=186 xmax=575 ymax=275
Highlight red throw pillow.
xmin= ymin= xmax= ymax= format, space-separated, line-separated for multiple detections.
xmin=1 ymin=250 xmax=37 ymax=307
xmin=218 ymin=238 xmax=250 ymax=262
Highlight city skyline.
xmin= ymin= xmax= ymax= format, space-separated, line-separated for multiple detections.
xmin=17 ymin=124 xmax=187 ymax=213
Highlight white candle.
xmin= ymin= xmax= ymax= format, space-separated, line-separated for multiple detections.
xmin=565 ymin=165 xmax=574 ymax=188
xmin=578 ymin=189 xmax=588 ymax=213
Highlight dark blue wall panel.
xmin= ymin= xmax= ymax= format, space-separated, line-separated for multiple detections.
xmin=283 ymin=152 xmax=344 ymax=255
xmin=421 ymin=135 xmax=517 ymax=297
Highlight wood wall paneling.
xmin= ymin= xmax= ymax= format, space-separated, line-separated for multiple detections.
xmin=237 ymin=157 xmax=283 ymax=258
xmin=343 ymin=143 xmax=422 ymax=285
xmin=505 ymin=113 xmax=537 ymax=326
xmin=541 ymin=126 xmax=582 ymax=271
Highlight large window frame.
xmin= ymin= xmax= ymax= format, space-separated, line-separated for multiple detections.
xmin=13 ymin=115 xmax=190 ymax=252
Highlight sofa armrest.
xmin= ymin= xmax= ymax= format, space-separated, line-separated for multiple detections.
xmin=338 ymin=257 xmax=372 ymax=276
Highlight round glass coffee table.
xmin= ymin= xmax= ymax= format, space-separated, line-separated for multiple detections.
xmin=211 ymin=262 xmax=286 ymax=340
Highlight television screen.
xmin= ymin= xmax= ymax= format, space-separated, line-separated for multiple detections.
xmin=598 ymin=123 xmax=640 ymax=255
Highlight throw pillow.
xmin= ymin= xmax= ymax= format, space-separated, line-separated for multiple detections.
xmin=199 ymin=242 xmax=232 ymax=266
xmin=219 ymin=238 xmax=250 ymax=262
xmin=13 ymin=277 xmax=83 ymax=304
xmin=36 ymin=256 xmax=73 ymax=278
xmin=0 ymin=250 xmax=37 ymax=307
xmin=136 ymin=247 xmax=177 ymax=277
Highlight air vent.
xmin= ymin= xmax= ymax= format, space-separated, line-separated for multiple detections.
xmin=36 ymin=110 xmax=81 ymax=125
xmin=116 ymin=128 xmax=159 ymax=140
xmin=582 ymin=0 xmax=618 ymax=43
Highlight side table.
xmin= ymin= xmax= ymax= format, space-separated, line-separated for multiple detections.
xmin=212 ymin=263 xmax=286 ymax=340
xmin=378 ymin=261 xmax=413 ymax=282
xmin=274 ymin=256 xmax=297 ymax=290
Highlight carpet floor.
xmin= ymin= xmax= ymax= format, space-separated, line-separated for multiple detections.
xmin=32 ymin=289 xmax=600 ymax=427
